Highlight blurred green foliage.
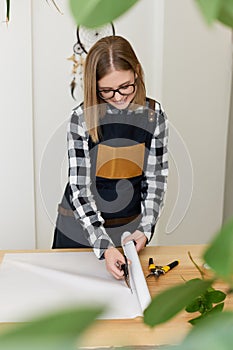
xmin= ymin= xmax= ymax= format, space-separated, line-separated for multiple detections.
xmin=0 ymin=306 xmax=103 ymax=350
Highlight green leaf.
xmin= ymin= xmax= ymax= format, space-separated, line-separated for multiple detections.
xmin=198 ymin=302 xmax=206 ymax=314
xmin=195 ymin=0 xmax=222 ymax=24
xmin=188 ymin=303 xmax=224 ymax=325
xmin=210 ymin=302 xmax=225 ymax=313
xmin=203 ymin=218 xmax=233 ymax=284
xmin=185 ymin=297 xmax=202 ymax=313
xmin=206 ymin=290 xmax=226 ymax=303
xmin=201 ymin=297 xmax=212 ymax=312
xmin=176 ymin=311 xmax=233 ymax=349
xmin=185 ymin=278 xmax=202 ymax=285
xmin=143 ymin=279 xmax=212 ymax=327
xmin=69 ymin=0 xmax=139 ymax=28
xmin=188 ymin=313 xmax=206 ymax=326
xmin=218 ymin=0 xmax=233 ymax=28
xmin=0 ymin=306 xmax=103 ymax=350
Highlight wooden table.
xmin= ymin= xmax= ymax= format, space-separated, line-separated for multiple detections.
xmin=0 ymin=245 xmax=232 ymax=348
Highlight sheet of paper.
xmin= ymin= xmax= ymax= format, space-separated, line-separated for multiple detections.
xmin=0 ymin=246 xmax=150 ymax=322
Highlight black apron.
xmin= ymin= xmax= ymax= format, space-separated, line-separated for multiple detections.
xmin=53 ymin=99 xmax=157 ymax=248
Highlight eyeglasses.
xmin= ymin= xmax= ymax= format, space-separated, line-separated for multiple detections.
xmin=97 ymin=79 xmax=137 ymax=100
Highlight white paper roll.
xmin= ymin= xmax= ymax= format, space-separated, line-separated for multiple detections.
xmin=121 ymin=231 xmax=151 ymax=312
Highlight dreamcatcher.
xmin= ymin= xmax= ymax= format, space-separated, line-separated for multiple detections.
xmin=67 ymin=23 xmax=115 ymax=99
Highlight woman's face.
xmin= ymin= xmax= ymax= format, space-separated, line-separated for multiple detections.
xmin=97 ymin=69 xmax=137 ymax=110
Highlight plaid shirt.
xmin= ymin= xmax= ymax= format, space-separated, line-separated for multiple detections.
xmin=67 ymin=100 xmax=168 ymax=259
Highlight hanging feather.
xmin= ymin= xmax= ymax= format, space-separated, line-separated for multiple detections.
xmin=70 ymin=77 xmax=76 ymax=100
xmin=6 ymin=0 xmax=10 ymax=22
xmin=67 ymin=54 xmax=81 ymax=99
xmin=67 ymin=54 xmax=79 ymax=69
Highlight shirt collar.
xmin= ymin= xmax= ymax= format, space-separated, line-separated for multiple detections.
xmin=106 ymin=101 xmax=144 ymax=115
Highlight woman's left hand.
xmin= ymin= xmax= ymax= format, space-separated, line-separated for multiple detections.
xmin=123 ymin=230 xmax=147 ymax=252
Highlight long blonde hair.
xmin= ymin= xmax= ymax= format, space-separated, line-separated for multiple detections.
xmin=83 ymin=35 xmax=146 ymax=142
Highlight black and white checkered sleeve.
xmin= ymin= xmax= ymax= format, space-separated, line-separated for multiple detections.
xmin=138 ymin=103 xmax=169 ymax=241
xmin=67 ymin=106 xmax=115 ymax=259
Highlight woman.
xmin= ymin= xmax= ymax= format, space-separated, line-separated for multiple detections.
xmin=53 ymin=35 xmax=168 ymax=280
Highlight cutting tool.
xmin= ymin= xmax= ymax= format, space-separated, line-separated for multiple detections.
xmin=121 ymin=255 xmax=133 ymax=293
xmin=146 ymin=257 xmax=179 ymax=279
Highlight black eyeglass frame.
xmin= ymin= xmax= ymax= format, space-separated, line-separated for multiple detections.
xmin=97 ymin=79 xmax=137 ymax=101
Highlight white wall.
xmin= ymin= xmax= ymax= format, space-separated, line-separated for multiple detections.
xmin=31 ymin=0 xmax=77 ymax=249
xmin=153 ymin=0 xmax=232 ymax=246
xmin=115 ymin=0 xmax=164 ymax=101
xmin=0 ymin=0 xmax=232 ymax=250
xmin=0 ymin=0 xmax=35 ymax=249
xmin=33 ymin=0 xmax=165 ymax=248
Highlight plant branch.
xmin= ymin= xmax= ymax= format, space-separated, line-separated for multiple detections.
xmin=188 ymin=251 xmax=205 ymax=279
xmin=46 ymin=0 xmax=63 ymax=14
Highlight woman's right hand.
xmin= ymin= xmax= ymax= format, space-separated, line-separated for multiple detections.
xmin=104 ymin=247 xmax=129 ymax=279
